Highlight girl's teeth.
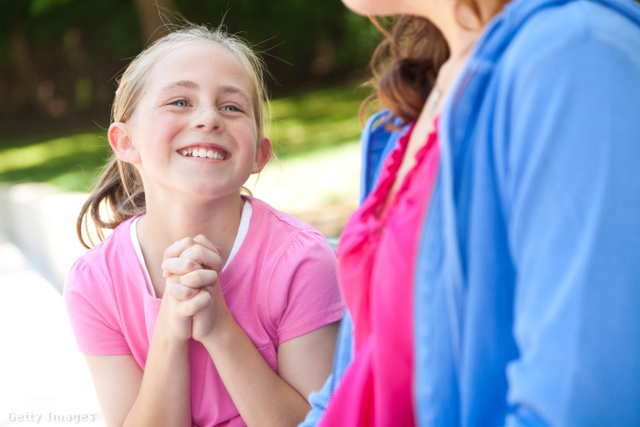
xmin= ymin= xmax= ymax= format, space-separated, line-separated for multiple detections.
xmin=182 ymin=148 xmax=224 ymax=159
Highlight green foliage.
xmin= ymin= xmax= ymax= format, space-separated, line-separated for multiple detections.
xmin=269 ymin=85 xmax=372 ymax=157
xmin=0 ymin=0 xmax=382 ymax=127
xmin=175 ymin=0 xmax=382 ymax=93
xmin=0 ymin=131 xmax=110 ymax=192
xmin=29 ymin=0 xmax=74 ymax=15
xmin=0 ymin=86 xmax=369 ymax=192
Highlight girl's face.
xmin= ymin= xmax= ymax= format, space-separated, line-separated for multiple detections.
xmin=111 ymin=40 xmax=270 ymax=203
xmin=340 ymin=0 xmax=428 ymax=17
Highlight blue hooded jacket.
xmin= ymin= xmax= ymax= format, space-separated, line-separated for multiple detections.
xmin=301 ymin=0 xmax=640 ymax=424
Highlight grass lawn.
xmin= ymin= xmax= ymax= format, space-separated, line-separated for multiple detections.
xmin=0 ymin=85 xmax=371 ymax=194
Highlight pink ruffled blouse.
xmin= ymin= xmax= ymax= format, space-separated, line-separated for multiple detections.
xmin=319 ymin=120 xmax=440 ymax=426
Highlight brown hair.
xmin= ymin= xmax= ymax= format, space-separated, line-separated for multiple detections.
xmin=361 ymin=0 xmax=507 ymax=127
xmin=77 ymin=24 xmax=272 ymax=248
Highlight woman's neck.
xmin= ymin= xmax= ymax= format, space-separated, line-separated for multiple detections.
xmin=135 ymin=192 xmax=245 ymax=297
xmin=419 ymin=0 xmax=504 ymax=116
xmin=426 ymin=0 xmax=500 ymax=58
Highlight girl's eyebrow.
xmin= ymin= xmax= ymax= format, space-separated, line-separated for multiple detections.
xmin=219 ymin=85 xmax=252 ymax=104
xmin=159 ymin=80 xmax=199 ymax=92
xmin=158 ymin=80 xmax=251 ymax=104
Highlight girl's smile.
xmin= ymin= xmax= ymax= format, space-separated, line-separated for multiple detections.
xmin=179 ymin=145 xmax=229 ymax=160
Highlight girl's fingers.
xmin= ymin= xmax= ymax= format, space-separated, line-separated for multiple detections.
xmin=164 ymin=237 xmax=198 ymax=260
xmin=162 ymin=257 xmax=203 ymax=277
xmin=162 ymin=235 xmax=222 ymax=277
xmin=165 ymin=268 xmax=219 ymax=291
xmin=177 ymin=290 xmax=212 ymax=317
xmin=164 ymin=236 xmax=221 ymax=260
xmin=166 ymin=281 xmax=200 ymax=301
xmin=180 ymin=244 xmax=223 ymax=273
xmin=193 ymin=234 xmax=220 ymax=255
xmin=178 ymin=269 xmax=220 ymax=290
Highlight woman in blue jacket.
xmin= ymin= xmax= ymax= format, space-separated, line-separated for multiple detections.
xmin=302 ymin=0 xmax=640 ymax=425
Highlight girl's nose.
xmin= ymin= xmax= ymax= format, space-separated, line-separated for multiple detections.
xmin=195 ymin=107 xmax=223 ymax=131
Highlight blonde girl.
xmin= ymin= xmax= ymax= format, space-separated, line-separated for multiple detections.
xmin=65 ymin=24 xmax=343 ymax=427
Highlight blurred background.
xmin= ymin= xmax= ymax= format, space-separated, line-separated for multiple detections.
xmin=0 ymin=1 xmax=382 ymax=424
xmin=0 ymin=0 xmax=381 ymax=132
xmin=0 ymin=0 xmax=386 ymax=282
xmin=0 ymin=0 xmax=384 ymax=222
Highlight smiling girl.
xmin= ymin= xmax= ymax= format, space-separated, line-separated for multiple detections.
xmin=64 ymin=24 xmax=343 ymax=427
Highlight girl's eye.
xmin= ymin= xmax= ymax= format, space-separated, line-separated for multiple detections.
xmin=170 ymin=99 xmax=189 ymax=107
xmin=221 ymin=105 xmax=242 ymax=112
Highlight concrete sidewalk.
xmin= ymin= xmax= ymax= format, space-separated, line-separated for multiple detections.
xmin=0 ymin=184 xmax=104 ymax=427
xmin=0 ymin=231 xmax=104 ymax=426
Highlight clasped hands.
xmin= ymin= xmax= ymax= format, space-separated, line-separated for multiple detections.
xmin=157 ymin=234 xmax=230 ymax=344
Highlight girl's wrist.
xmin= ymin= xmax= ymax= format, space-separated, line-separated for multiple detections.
xmin=151 ymin=324 xmax=191 ymax=352
xmin=199 ymin=313 xmax=240 ymax=354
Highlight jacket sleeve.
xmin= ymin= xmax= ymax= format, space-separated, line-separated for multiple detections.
xmin=359 ymin=110 xmax=404 ymax=203
xmin=498 ymin=22 xmax=640 ymax=426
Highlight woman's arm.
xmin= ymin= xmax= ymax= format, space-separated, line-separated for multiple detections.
xmin=498 ymin=23 xmax=640 ymax=425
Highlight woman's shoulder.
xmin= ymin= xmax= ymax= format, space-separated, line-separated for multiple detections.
xmin=499 ymin=0 xmax=640 ymax=68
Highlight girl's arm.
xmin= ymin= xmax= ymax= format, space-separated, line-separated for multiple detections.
xmin=83 ymin=278 xmax=209 ymax=427
xmin=200 ymin=318 xmax=339 ymax=427
xmin=163 ymin=236 xmax=340 ymax=427
xmin=83 ymin=339 xmax=190 ymax=427
xmin=276 ymin=320 xmax=340 ymax=402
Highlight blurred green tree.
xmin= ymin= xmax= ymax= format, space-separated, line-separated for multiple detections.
xmin=0 ymin=0 xmax=381 ymax=139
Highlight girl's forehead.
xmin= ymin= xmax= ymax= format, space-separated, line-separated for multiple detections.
xmin=146 ymin=41 xmax=254 ymax=92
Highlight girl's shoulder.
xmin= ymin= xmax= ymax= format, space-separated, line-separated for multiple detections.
xmin=241 ymin=196 xmax=335 ymax=263
xmin=229 ymin=197 xmax=342 ymax=342
xmin=65 ymin=217 xmax=139 ymax=291
xmin=246 ymin=196 xmax=326 ymax=240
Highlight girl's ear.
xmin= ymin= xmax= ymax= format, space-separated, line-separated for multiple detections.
xmin=108 ymin=122 xmax=140 ymax=164
xmin=252 ymin=137 xmax=273 ymax=174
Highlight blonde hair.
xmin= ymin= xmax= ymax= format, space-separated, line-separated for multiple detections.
xmin=77 ymin=24 xmax=272 ymax=248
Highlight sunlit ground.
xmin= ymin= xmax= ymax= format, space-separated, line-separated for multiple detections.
xmin=0 ymin=230 xmax=105 ymax=426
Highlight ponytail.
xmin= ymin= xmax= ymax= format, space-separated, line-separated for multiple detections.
xmin=361 ymin=16 xmax=449 ymax=128
xmin=76 ymin=155 xmax=145 ymax=248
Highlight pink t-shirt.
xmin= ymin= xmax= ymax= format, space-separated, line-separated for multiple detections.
xmin=319 ymin=121 xmax=440 ymax=426
xmin=64 ymin=196 xmax=344 ymax=427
